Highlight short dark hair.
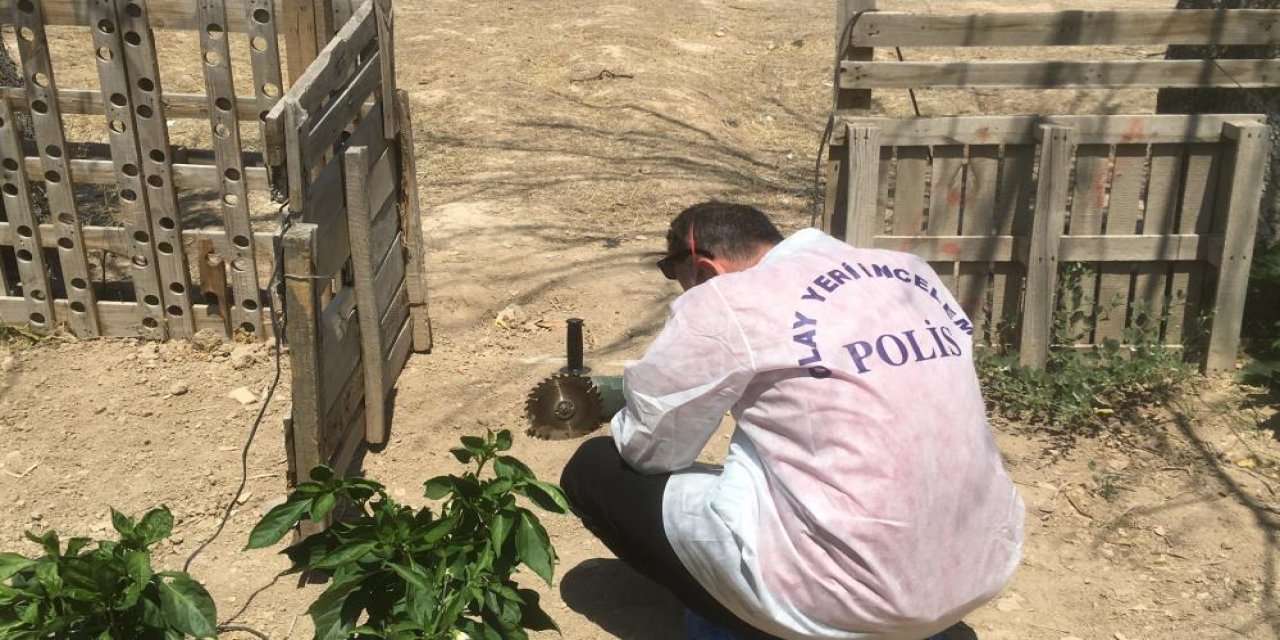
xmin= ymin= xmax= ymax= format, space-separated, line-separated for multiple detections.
xmin=666 ymin=201 xmax=783 ymax=263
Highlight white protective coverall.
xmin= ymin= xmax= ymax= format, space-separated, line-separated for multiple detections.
xmin=611 ymin=228 xmax=1024 ymax=640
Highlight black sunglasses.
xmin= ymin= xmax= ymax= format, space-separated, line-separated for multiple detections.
xmin=656 ymin=224 xmax=712 ymax=280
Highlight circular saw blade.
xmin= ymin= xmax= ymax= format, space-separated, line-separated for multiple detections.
xmin=525 ymin=374 xmax=604 ymax=440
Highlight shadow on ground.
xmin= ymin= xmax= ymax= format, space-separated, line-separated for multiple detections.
xmin=560 ymin=558 xmax=685 ymax=639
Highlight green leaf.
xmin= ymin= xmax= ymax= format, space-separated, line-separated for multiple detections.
xmin=155 ymin=572 xmax=218 ymax=638
xmin=515 ymin=512 xmax=554 ymax=585
xmin=63 ymin=537 xmax=92 ymax=557
xmin=308 ymin=573 xmax=364 ymax=640
xmin=423 ymin=476 xmax=456 ymax=500
xmin=24 ymin=530 xmax=60 ymax=558
xmin=493 ymin=456 xmax=534 ymax=482
xmin=449 ymin=447 xmax=474 ymax=464
xmin=137 ymin=507 xmax=174 ymax=546
xmin=310 ymin=493 xmax=337 ymax=523
xmin=310 ymin=466 xmax=336 ymax=483
xmin=387 ymin=561 xmax=432 ymax=594
xmin=111 ymin=509 xmax=136 ymax=539
xmin=460 ymin=436 xmax=485 ymax=451
xmin=34 ymin=560 xmax=61 ymax=594
xmin=519 ymin=481 xmax=571 ymax=514
xmin=517 ymin=588 xmax=559 ymax=632
xmin=489 ymin=512 xmax=514 ymax=551
xmin=311 ymin=540 xmax=377 ymax=569
xmin=0 ymin=553 xmax=33 ymax=582
xmin=246 ymin=495 xmax=313 ymax=549
xmin=494 ymin=430 xmax=513 ymax=452
xmin=125 ymin=550 xmax=152 ymax=586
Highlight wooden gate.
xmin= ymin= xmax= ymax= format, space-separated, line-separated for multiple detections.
xmin=271 ymin=0 xmax=429 ymax=483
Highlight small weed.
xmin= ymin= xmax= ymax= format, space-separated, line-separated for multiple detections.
xmin=1087 ymin=460 xmax=1123 ymax=501
xmin=978 ymin=263 xmax=1192 ymax=435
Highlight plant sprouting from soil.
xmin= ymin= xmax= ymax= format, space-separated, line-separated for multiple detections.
xmin=247 ymin=429 xmax=569 ymax=640
xmin=0 ymin=506 xmax=218 ymax=639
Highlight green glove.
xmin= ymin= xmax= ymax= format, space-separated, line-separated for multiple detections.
xmin=591 ymin=376 xmax=626 ymax=420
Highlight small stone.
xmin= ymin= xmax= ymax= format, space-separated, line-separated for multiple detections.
xmin=714 ymin=30 xmax=726 ymax=37
xmin=1 ymin=356 xmax=15 ymax=373
xmin=169 ymin=383 xmax=189 ymax=396
xmin=994 ymin=593 xmax=1023 ymax=612
xmin=229 ymin=347 xmax=256 ymax=370
xmin=191 ymin=329 xmax=223 ymax=352
xmin=227 ymin=387 xmax=258 ymax=405
xmin=634 ymin=234 xmax=648 ymax=241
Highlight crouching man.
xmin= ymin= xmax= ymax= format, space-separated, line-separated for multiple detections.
xmin=561 ymin=201 xmax=1024 ymax=640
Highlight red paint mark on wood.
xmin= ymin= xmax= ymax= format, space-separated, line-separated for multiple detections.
xmin=947 ymin=187 xmax=963 ymax=207
xmin=977 ymin=127 xmax=991 ymax=142
xmin=1121 ymin=118 xmax=1145 ymax=143
xmin=941 ymin=242 xmax=961 ymax=257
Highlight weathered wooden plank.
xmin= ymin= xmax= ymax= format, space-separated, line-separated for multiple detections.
xmin=300 ymin=49 xmax=382 ymax=171
xmin=1020 ymin=125 xmax=1074 ymax=369
xmin=0 ymin=296 xmax=233 ymax=336
xmin=200 ymin=0 xmax=263 ymax=336
xmin=850 ymin=10 xmax=1280 ymax=48
xmin=841 ymin=124 xmax=880 ymax=246
xmin=926 ymin=145 xmax=965 ymax=290
xmin=989 ymin=144 xmax=1035 ymax=347
xmin=891 ymin=146 xmax=928 ymax=236
xmin=1066 ymin=143 xmax=1111 ymax=345
xmin=10 ymin=155 xmax=270 ymax=190
xmin=378 ymin=277 xmax=408 ymax=352
xmin=1096 ymin=144 xmax=1146 ymax=344
xmin=1206 ymin=123 xmax=1269 ymax=372
xmin=0 ymin=0 xmax=287 ymax=31
xmin=91 ymin=0 xmax=165 ymax=339
xmin=371 ymin=230 xmax=404 ymax=314
xmin=245 ymin=0 xmax=286 ymax=144
xmin=286 ymin=0 xmax=375 ymax=116
xmin=393 ymin=90 xmax=430 ymax=353
xmin=324 ymin=365 xmax=366 ymax=476
xmin=841 ymin=60 xmax=1280 ymax=90
xmin=122 ymin=0 xmax=196 ymax=337
xmin=0 ymin=100 xmax=55 ymax=332
xmin=832 ymin=114 xmax=1266 ymax=146
xmin=13 ymin=0 xmax=100 ymax=336
xmin=1166 ymin=143 xmax=1221 ymax=347
xmin=367 ymin=143 xmax=398 ymax=218
xmin=956 ymin=145 xmax=998 ymax=336
xmin=304 ymin=106 xmax=390 ymax=275
xmin=283 ymin=222 xmax=322 ymax=490
xmin=0 ymin=223 xmax=275 ymax=256
xmin=1133 ymin=144 xmax=1184 ymax=341
xmin=317 ymin=286 xmax=362 ymax=416
xmin=344 ymin=144 xmax=390 ymax=444
xmin=874 ymin=233 xmax=1217 ymax=263
xmin=1 ymin=86 xmax=266 ymax=120
xmin=381 ymin=312 xmax=411 ymax=392
xmin=373 ymin=0 xmax=396 ymax=138
xmin=835 ymin=0 xmax=876 ymax=113
xmin=368 ymin=194 xmax=399 ymax=270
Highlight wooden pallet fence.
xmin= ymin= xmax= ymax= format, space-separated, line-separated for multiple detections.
xmin=0 ymin=0 xmax=301 ymax=340
xmin=273 ymin=0 xmax=427 ymax=488
xmin=827 ymin=114 xmax=1271 ymax=372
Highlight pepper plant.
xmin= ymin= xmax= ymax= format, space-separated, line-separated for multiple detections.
xmin=0 ymin=506 xmax=217 ymax=639
xmin=247 ymin=429 xmax=570 ymax=639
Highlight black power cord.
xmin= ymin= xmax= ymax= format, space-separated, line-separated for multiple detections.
xmin=179 ymin=208 xmax=293 ymax=640
xmin=809 ymin=11 xmax=927 ymax=228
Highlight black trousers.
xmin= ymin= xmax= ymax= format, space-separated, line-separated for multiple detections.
xmin=560 ymin=437 xmax=782 ymax=640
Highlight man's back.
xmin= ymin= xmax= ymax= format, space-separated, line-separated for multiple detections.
xmin=613 ymin=228 xmax=1024 ymax=639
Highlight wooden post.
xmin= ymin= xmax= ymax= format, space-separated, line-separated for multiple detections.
xmin=0 ymin=101 xmax=54 ymax=333
xmin=394 ymin=89 xmax=431 ymax=352
xmin=1205 ymin=121 xmax=1269 ymax=373
xmin=14 ymin=0 xmax=101 ymax=336
xmin=1019 ymin=124 xmax=1075 ymax=369
xmin=281 ymin=0 xmax=335 ymax=85
xmin=374 ymin=0 xmax=397 ymax=138
xmin=842 ymin=124 xmax=881 ymax=247
xmin=196 ymin=239 xmax=232 ymax=336
xmin=90 ymin=0 xmax=166 ymax=339
xmin=245 ymin=0 xmax=286 ymax=146
xmin=200 ymin=0 xmax=264 ymax=337
xmin=121 ymin=0 xmax=196 ymax=338
xmin=284 ymin=222 xmax=323 ymax=482
xmin=343 ymin=144 xmax=389 ymax=444
xmin=836 ymin=0 xmax=875 ymax=114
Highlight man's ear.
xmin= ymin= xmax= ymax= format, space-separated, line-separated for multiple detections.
xmin=693 ymin=256 xmax=727 ymax=283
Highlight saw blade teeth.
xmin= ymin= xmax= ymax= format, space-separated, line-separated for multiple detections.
xmin=524 ymin=373 xmax=604 ymax=440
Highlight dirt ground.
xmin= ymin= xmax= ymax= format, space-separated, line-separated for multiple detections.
xmin=3 ymin=0 xmax=1280 ymax=638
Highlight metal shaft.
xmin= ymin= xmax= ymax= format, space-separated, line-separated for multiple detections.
xmin=564 ymin=318 xmax=587 ymax=374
